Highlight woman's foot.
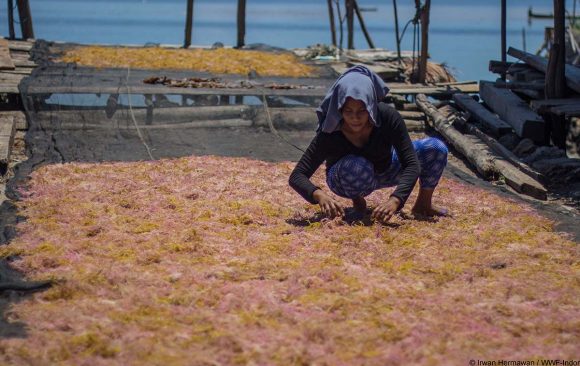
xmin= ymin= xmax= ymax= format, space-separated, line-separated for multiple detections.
xmin=411 ymin=188 xmax=449 ymax=217
xmin=352 ymin=196 xmax=367 ymax=213
xmin=411 ymin=205 xmax=448 ymax=217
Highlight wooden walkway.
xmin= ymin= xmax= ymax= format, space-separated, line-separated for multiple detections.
xmin=0 ymin=38 xmax=35 ymax=175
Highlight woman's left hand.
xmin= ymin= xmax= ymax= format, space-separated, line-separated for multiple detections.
xmin=371 ymin=196 xmax=401 ymax=223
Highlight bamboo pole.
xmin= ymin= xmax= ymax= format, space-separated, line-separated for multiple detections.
xmin=327 ymin=0 xmax=337 ymax=47
xmin=393 ymin=0 xmax=402 ymax=62
xmin=237 ymin=0 xmax=247 ymax=48
xmin=353 ymin=0 xmax=375 ymax=48
xmin=16 ymin=0 xmax=34 ymax=39
xmin=346 ymin=0 xmax=354 ymax=49
xmin=418 ymin=0 xmax=430 ymax=84
xmin=184 ymin=0 xmax=194 ymax=48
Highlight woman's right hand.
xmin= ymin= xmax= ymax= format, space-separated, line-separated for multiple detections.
xmin=313 ymin=190 xmax=344 ymax=218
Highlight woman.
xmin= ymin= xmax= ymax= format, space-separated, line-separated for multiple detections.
xmin=289 ymin=65 xmax=448 ymax=223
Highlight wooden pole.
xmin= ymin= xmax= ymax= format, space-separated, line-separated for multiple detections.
xmin=553 ymin=0 xmax=566 ymax=98
xmin=7 ymin=0 xmax=15 ymax=39
xmin=418 ymin=0 xmax=430 ymax=84
xmin=184 ymin=0 xmax=194 ymax=48
xmin=393 ymin=0 xmax=402 ymax=62
xmin=346 ymin=0 xmax=354 ymax=49
xmin=327 ymin=0 xmax=337 ymax=47
xmin=501 ymin=0 xmax=507 ymax=80
xmin=237 ymin=0 xmax=247 ymax=48
xmin=353 ymin=0 xmax=375 ymax=48
xmin=16 ymin=0 xmax=34 ymax=39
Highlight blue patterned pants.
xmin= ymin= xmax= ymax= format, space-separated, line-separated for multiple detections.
xmin=326 ymin=137 xmax=448 ymax=199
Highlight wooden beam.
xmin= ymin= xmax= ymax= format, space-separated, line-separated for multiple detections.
xmin=0 ymin=39 xmax=16 ymax=70
xmin=418 ymin=0 xmax=430 ymax=84
xmin=417 ymin=95 xmax=547 ymax=200
xmin=327 ymin=0 xmax=337 ymax=47
xmin=530 ymin=98 xmax=580 ymax=112
xmin=392 ymin=0 xmax=401 ymax=62
xmin=452 ymin=93 xmax=512 ymax=135
xmin=353 ymin=0 xmax=375 ymax=49
xmin=184 ymin=0 xmax=194 ymax=48
xmin=501 ymin=0 xmax=507 ymax=80
xmin=7 ymin=0 xmax=15 ymax=39
xmin=237 ymin=0 xmax=246 ymax=48
xmin=479 ymin=81 xmax=545 ymax=142
xmin=346 ymin=0 xmax=354 ymax=49
xmin=415 ymin=94 xmax=496 ymax=178
xmin=508 ymin=47 xmax=580 ymax=94
xmin=16 ymin=0 xmax=34 ymax=39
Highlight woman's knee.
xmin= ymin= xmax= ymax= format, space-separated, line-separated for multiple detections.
xmin=327 ymin=155 xmax=375 ymax=198
xmin=417 ymin=137 xmax=448 ymax=162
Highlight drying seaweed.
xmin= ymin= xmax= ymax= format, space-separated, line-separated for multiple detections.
xmin=0 ymin=156 xmax=577 ymax=365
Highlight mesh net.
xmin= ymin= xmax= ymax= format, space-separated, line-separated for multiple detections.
xmin=12 ymin=41 xmax=339 ymax=195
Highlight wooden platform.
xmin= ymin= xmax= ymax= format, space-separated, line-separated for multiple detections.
xmin=0 ymin=38 xmax=35 ymax=95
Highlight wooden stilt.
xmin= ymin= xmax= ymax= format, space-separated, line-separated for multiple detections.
xmin=353 ymin=0 xmax=374 ymax=49
xmin=501 ymin=0 xmax=507 ymax=80
xmin=418 ymin=0 xmax=430 ymax=84
xmin=16 ymin=0 xmax=34 ymax=39
xmin=184 ymin=0 xmax=194 ymax=48
xmin=237 ymin=0 xmax=247 ymax=48
xmin=327 ymin=0 xmax=337 ymax=47
xmin=7 ymin=0 xmax=15 ymax=39
xmin=393 ymin=0 xmax=402 ymax=62
xmin=346 ymin=0 xmax=354 ymax=49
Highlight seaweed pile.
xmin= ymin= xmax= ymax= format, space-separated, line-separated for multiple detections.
xmin=0 ymin=156 xmax=577 ymax=365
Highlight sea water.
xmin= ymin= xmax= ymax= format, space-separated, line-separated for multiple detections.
xmin=0 ymin=0 xmax=559 ymax=81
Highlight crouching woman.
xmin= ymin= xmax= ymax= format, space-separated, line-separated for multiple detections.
xmin=289 ymin=66 xmax=448 ymax=223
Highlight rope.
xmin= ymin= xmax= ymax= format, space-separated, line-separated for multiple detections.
xmin=261 ymin=93 xmax=305 ymax=154
xmin=126 ymin=67 xmax=155 ymax=160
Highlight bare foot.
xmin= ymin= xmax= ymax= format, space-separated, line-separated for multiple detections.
xmin=411 ymin=205 xmax=449 ymax=217
xmin=352 ymin=196 xmax=367 ymax=213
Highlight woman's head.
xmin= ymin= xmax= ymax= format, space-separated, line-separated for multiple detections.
xmin=316 ymin=66 xmax=389 ymax=133
xmin=341 ymin=97 xmax=370 ymax=133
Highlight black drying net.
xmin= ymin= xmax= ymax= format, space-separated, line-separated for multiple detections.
xmin=17 ymin=41 xmax=336 ymax=171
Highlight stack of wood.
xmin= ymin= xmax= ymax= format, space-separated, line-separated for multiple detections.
xmin=413 ymin=47 xmax=580 ymax=201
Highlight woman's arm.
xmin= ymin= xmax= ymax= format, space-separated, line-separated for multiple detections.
xmin=288 ymin=134 xmax=327 ymax=204
xmin=385 ymin=106 xmax=420 ymax=209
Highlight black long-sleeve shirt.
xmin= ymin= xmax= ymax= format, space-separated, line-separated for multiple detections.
xmin=289 ymin=103 xmax=420 ymax=208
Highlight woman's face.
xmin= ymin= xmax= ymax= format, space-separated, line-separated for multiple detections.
xmin=341 ymin=97 xmax=370 ymax=133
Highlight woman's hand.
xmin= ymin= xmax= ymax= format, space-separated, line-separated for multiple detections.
xmin=371 ymin=196 xmax=401 ymax=223
xmin=313 ymin=190 xmax=344 ymax=218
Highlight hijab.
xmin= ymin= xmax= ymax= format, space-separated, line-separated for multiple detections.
xmin=316 ymin=65 xmax=389 ymax=133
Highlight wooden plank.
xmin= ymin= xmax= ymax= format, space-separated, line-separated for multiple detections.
xmin=453 ymin=93 xmax=513 ymax=135
xmin=8 ymin=43 xmax=32 ymax=52
xmin=0 ymin=39 xmax=15 ymax=70
xmin=0 ymin=85 xmax=20 ymax=94
xmin=0 ymin=111 xmax=27 ymax=130
xmin=0 ymin=115 xmax=15 ymax=175
xmin=508 ymin=46 xmax=580 ymax=94
xmin=530 ymin=98 xmax=580 ymax=112
xmin=550 ymin=104 xmax=580 ymax=117
xmin=479 ymin=81 xmax=545 ymax=142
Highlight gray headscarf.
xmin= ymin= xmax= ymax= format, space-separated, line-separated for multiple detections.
xmin=316 ymin=65 xmax=389 ymax=133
